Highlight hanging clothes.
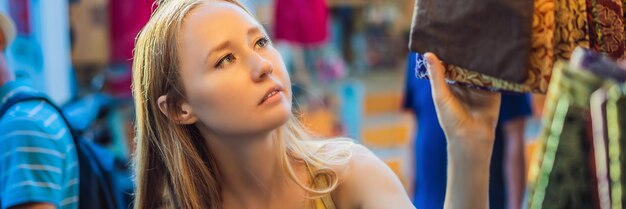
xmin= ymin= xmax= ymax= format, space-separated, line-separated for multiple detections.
xmin=409 ymin=0 xmax=534 ymax=84
xmin=553 ymin=0 xmax=591 ymax=61
xmin=606 ymin=84 xmax=626 ymax=208
xmin=526 ymin=47 xmax=626 ymax=209
xmin=407 ymin=0 xmax=622 ymax=94
xmin=526 ymin=61 xmax=604 ymax=209
xmin=570 ymin=48 xmax=626 ymax=209
xmin=590 ymin=87 xmax=612 ymax=209
xmin=571 ymin=47 xmax=626 ymax=82
xmin=408 ymin=0 xmax=554 ymax=93
xmin=109 ymin=0 xmax=153 ymax=63
xmin=587 ymin=0 xmax=625 ymax=59
xmin=273 ymin=0 xmax=329 ymax=46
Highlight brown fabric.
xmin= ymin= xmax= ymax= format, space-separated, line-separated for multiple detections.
xmin=623 ymin=0 xmax=626 ymax=56
xmin=409 ymin=0 xmax=534 ymax=83
xmin=588 ymin=0 xmax=601 ymax=51
xmin=411 ymin=0 xmax=555 ymax=93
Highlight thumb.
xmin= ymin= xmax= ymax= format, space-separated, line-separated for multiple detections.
xmin=424 ymin=53 xmax=471 ymax=129
xmin=424 ymin=53 xmax=452 ymax=103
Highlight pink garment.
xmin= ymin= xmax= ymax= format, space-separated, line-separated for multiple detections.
xmin=109 ymin=0 xmax=153 ymax=63
xmin=107 ymin=0 xmax=152 ymax=97
xmin=273 ymin=0 xmax=329 ymax=45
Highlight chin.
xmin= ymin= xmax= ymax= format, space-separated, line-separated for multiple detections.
xmin=219 ymin=102 xmax=292 ymax=137
xmin=262 ymin=105 xmax=291 ymax=130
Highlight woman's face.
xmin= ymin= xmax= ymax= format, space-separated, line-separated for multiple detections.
xmin=177 ymin=1 xmax=292 ymax=138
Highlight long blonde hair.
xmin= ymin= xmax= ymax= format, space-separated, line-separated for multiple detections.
xmin=131 ymin=0 xmax=353 ymax=208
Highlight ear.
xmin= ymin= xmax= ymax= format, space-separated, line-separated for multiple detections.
xmin=157 ymin=95 xmax=198 ymax=125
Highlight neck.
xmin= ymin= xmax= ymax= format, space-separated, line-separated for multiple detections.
xmin=198 ymin=127 xmax=288 ymax=204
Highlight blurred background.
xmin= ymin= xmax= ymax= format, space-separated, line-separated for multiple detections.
xmin=0 ymin=0 xmax=546 ymax=200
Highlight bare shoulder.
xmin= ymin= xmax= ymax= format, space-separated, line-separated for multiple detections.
xmin=333 ymin=143 xmax=380 ymax=176
xmin=330 ymin=143 xmax=415 ymax=209
xmin=335 ymin=143 xmax=396 ymax=183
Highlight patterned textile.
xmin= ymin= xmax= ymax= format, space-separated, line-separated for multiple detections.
xmin=554 ymin=0 xmax=591 ymax=60
xmin=409 ymin=0 xmax=534 ymax=83
xmin=589 ymin=0 xmax=601 ymax=51
xmin=590 ymin=87 xmax=612 ymax=209
xmin=606 ymin=85 xmax=626 ymax=208
xmin=571 ymin=47 xmax=626 ymax=82
xmin=588 ymin=0 xmax=625 ymax=59
xmin=409 ymin=0 xmax=594 ymax=93
xmin=526 ymin=62 xmax=605 ymax=209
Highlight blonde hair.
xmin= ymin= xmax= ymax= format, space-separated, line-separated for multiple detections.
xmin=132 ymin=0 xmax=354 ymax=208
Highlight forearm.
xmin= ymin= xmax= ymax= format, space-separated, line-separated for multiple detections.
xmin=424 ymin=53 xmax=501 ymax=209
xmin=445 ymin=135 xmax=494 ymax=209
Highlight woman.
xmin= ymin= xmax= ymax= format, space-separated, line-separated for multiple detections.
xmin=131 ymin=0 xmax=501 ymax=208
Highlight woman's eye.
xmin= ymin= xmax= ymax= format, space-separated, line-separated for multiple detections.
xmin=255 ymin=37 xmax=271 ymax=49
xmin=215 ymin=54 xmax=236 ymax=69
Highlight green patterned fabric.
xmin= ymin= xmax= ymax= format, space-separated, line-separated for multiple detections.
xmin=606 ymin=85 xmax=626 ymax=209
xmin=527 ymin=62 xmax=606 ymax=209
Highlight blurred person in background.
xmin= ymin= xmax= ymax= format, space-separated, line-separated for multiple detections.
xmin=0 ymin=13 xmax=79 ymax=209
xmin=273 ymin=0 xmax=329 ymax=106
xmin=106 ymin=0 xmax=153 ymax=98
xmin=131 ymin=0 xmax=501 ymax=209
xmin=403 ymin=52 xmax=530 ymax=209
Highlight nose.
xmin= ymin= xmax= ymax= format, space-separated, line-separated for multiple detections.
xmin=250 ymin=53 xmax=274 ymax=82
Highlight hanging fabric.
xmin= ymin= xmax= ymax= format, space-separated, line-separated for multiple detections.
xmin=526 ymin=61 xmax=604 ymax=209
xmin=590 ymin=87 xmax=612 ymax=209
xmin=606 ymin=84 xmax=626 ymax=208
xmin=526 ymin=46 xmax=626 ymax=209
xmin=408 ymin=0 xmax=534 ymax=84
xmin=587 ymin=0 xmax=625 ymax=59
xmin=409 ymin=0 xmax=555 ymax=94
xmin=571 ymin=47 xmax=626 ymax=82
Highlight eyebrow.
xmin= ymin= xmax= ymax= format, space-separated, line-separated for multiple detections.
xmin=247 ymin=26 xmax=263 ymax=36
xmin=204 ymin=40 xmax=230 ymax=67
xmin=203 ymin=26 xmax=266 ymax=67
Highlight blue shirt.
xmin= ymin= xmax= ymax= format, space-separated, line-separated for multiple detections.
xmin=0 ymin=81 xmax=79 ymax=209
xmin=403 ymin=52 xmax=532 ymax=209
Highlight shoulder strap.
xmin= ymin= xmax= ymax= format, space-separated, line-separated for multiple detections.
xmin=0 ymin=92 xmax=80 ymax=146
xmin=1 ymin=92 xmax=120 ymax=209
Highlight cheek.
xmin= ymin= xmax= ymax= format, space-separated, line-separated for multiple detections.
xmin=268 ymin=50 xmax=292 ymax=97
xmin=187 ymin=75 xmax=253 ymax=132
xmin=191 ymin=79 xmax=290 ymax=136
xmin=183 ymin=50 xmax=293 ymax=136
xmin=278 ymin=71 xmax=292 ymax=105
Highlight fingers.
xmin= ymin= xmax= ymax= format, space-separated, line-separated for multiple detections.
xmin=424 ymin=53 xmax=451 ymax=100
xmin=450 ymin=85 xmax=496 ymax=109
xmin=423 ymin=52 xmax=502 ymax=141
xmin=424 ymin=52 xmax=469 ymax=130
xmin=424 ymin=52 xmax=499 ymax=113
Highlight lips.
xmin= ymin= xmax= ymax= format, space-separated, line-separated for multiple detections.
xmin=259 ymin=85 xmax=283 ymax=105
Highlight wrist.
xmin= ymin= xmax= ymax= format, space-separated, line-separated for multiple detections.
xmin=446 ymin=131 xmax=495 ymax=171
xmin=448 ymin=145 xmax=492 ymax=171
xmin=445 ymin=144 xmax=492 ymax=209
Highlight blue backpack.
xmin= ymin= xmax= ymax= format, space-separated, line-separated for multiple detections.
xmin=0 ymin=92 xmax=132 ymax=209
